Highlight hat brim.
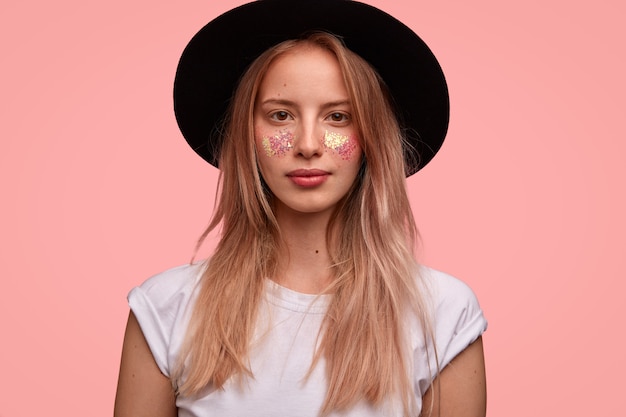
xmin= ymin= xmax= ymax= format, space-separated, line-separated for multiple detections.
xmin=174 ymin=0 xmax=449 ymax=176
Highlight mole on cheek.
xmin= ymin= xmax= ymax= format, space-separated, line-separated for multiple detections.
xmin=323 ymin=130 xmax=358 ymax=160
xmin=262 ymin=130 xmax=294 ymax=157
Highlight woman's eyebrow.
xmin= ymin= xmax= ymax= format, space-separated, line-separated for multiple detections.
xmin=259 ymin=98 xmax=351 ymax=109
xmin=320 ymin=100 xmax=351 ymax=110
xmin=259 ymin=98 xmax=296 ymax=107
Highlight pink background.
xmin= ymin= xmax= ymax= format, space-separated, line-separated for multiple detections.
xmin=1 ymin=0 xmax=624 ymax=415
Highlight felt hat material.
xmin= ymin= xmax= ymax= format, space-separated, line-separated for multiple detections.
xmin=174 ymin=0 xmax=449 ymax=175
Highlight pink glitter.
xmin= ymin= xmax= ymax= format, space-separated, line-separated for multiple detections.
xmin=262 ymin=129 xmax=294 ymax=157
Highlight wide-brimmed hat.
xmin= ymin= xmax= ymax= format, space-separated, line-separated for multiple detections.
xmin=174 ymin=0 xmax=449 ymax=176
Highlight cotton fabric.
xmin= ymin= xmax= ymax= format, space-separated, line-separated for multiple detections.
xmin=128 ymin=262 xmax=487 ymax=416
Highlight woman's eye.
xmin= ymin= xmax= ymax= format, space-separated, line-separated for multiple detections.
xmin=270 ymin=111 xmax=291 ymax=121
xmin=328 ymin=112 xmax=349 ymax=122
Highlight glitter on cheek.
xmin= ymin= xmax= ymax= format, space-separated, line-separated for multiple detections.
xmin=323 ymin=130 xmax=359 ymax=160
xmin=261 ymin=129 xmax=295 ymax=157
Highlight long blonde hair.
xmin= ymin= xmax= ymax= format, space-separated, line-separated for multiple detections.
xmin=173 ymin=32 xmax=434 ymax=416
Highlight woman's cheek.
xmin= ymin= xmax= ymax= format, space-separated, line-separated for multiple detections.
xmin=259 ymin=129 xmax=295 ymax=158
xmin=323 ymin=130 xmax=359 ymax=160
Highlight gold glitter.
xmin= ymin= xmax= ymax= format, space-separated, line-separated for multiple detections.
xmin=324 ymin=130 xmax=357 ymax=160
xmin=323 ymin=130 xmax=347 ymax=148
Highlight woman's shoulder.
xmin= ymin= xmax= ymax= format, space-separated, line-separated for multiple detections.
xmin=128 ymin=261 xmax=207 ymax=317
xmin=418 ymin=266 xmax=483 ymax=313
xmin=134 ymin=262 xmax=206 ymax=295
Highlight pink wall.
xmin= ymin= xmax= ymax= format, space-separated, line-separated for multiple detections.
xmin=1 ymin=0 xmax=623 ymax=415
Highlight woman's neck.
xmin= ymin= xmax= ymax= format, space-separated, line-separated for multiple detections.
xmin=272 ymin=205 xmax=334 ymax=294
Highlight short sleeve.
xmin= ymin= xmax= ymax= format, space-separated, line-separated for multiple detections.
xmin=414 ymin=267 xmax=488 ymax=395
xmin=127 ymin=262 xmax=205 ymax=377
xmin=428 ymin=269 xmax=487 ymax=370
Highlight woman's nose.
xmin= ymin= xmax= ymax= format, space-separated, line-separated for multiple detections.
xmin=292 ymin=122 xmax=324 ymax=158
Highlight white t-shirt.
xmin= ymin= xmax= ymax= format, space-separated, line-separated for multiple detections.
xmin=128 ymin=262 xmax=487 ymax=416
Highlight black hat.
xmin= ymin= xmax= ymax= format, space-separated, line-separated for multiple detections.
xmin=174 ymin=0 xmax=449 ymax=176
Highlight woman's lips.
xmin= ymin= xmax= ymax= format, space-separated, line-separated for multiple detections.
xmin=286 ymin=169 xmax=330 ymax=187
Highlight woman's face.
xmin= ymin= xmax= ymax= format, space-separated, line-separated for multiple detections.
xmin=253 ymin=45 xmax=362 ymax=218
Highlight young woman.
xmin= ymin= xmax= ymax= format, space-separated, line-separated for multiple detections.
xmin=114 ymin=1 xmax=487 ymax=416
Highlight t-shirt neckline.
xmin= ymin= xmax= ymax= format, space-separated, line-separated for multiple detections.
xmin=264 ymin=279 xmax=331 ymax=314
